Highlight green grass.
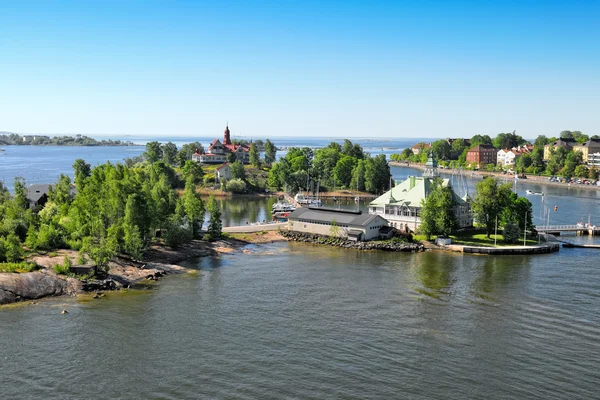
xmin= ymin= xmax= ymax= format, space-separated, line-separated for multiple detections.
xmin=415 ymin=232 xmax=538 ymax=247
xmin=451 ymin=232 xmax=538 ymax=247
xmin=0 ymin=262 xmax=39 ymax=273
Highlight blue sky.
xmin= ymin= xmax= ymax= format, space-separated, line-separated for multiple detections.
xmin=1 ymin=0 xmax=598 ymax=139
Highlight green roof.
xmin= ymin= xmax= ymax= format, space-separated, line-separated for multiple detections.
xmin=369 ymin=176 xmax=467 ymax=207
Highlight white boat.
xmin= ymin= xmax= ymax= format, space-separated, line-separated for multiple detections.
xmin=526 ymin=190 xmax=544 ymax=196
xmin=294 ymin=193 xmax=322 ymax=207
xmin=272 ymin=202 xmax=296 ymax=212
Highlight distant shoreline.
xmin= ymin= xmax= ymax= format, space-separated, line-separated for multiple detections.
xmin=390 ymin=161 xmax=600 ymax=191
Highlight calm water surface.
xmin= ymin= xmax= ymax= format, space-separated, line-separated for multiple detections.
xmin=1 ymin=243 xmax=600 ymax=399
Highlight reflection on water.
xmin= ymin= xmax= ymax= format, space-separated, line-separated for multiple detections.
xmin=2 ymin=243 xmax=600 ymax=399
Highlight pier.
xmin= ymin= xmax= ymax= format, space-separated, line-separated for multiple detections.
xmin=536 ymin=225 xmax=599 ymax=236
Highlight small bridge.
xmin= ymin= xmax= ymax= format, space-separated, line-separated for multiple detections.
xmin=537 ymin=225 xmax=599 ymax=236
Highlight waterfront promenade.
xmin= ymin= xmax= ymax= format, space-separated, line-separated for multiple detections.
xmin=390 ymin=161 xmax=600 ymax=191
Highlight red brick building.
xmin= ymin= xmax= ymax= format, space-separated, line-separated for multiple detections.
xmin=466 ymin=144 xmax=497 ymax=168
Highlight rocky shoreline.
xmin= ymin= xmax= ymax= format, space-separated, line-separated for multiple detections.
xmin=280 ymin=230 xmax=424 ymax=252
xmin=0 ymin=238 xmax=247 ymax=306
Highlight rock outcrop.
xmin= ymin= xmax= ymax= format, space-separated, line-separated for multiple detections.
xmin=280 ymin=231 xmax=423 ymax=252
xmin=0 ymin=271 xmax=75 ymax=305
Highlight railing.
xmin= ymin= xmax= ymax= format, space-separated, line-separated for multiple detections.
xmin=537 ymin=225 xmax=595 ymax=231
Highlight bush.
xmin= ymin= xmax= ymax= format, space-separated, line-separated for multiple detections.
xmin=225 ymin=178 xmax=247 ymax=193
xmin=0 ymin=262 xmax=38 ymax=273
xmin=503 ymin=221 xmax=520 ymax=244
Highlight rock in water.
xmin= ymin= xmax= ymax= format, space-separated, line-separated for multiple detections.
xmin=61 ymin=309 xmax=68 ymax=314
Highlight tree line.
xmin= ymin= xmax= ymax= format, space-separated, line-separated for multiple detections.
xmin=267 ymin=140 xmax=392 ymax=194
xmin=391 ymin=130 xmax=600 ymax=179
xmin=0 ymin=159 xmax=223 ymax=275
xmin=0 ymin=133 xmax=135 ymax=146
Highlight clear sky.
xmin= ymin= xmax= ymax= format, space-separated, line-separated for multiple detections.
xmin=1 ymin=0 xmax=598 ymax=139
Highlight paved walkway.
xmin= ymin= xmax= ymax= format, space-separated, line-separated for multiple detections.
xmin=223 ymin=222 xmax=287 ymax=233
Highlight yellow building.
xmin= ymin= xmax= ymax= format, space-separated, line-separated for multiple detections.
xmin=543 ymin=138 xmax=576 ymax=160
xmin=573 ymin=140 xmax=600 ymax=163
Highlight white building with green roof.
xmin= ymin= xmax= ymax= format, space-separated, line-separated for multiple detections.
xmin=368 ymin=153 xmax=472 ymax=232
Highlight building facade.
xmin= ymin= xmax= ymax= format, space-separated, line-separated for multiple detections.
xmin=411 ymin=142 xmax=431 ymax=155
xmin=466 ymin=144 xmax=497 ymax=168
xmin=193 ymin=125 xmax=250 ymax=164
xmin=215 ymin=163 xmax=232 ymax=183
xmin=287 ymin=207 xmax=389 ymax=241
xmin=368 ymin=154 xmax=472 ymax=232
xmin=588 ymin=152 xmax=600 ymax=167
xmin=573 ymin=139 xmax=600 ymax=163
xmin=543 ymin=138 xmax=576 ymax=160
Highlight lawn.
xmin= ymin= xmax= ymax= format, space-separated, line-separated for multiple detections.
xmin=416 ymin=232 xmax=539 ymax=247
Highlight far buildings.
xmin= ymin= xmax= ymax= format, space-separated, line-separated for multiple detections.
xmin=192 ymin=125 xmax=250 ymax=164
xmin=368 ymin=153 xmax=472 ymax=232
xmin=411 ymin=142 xmax=431 ymax=155
xmin=497 ymin=144 xmax=534 ymax=167
xmin=287 ymin=207 xmax=389 ymax=242
xmin=466 ymin=144 xmax=497 ymax=168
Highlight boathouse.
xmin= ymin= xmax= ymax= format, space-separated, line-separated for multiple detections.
xmin=287 ymin=207 xmax=389 ymax=241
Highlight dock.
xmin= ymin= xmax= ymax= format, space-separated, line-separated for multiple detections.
xmin=536 ymin=224 xmax=599 ymax=236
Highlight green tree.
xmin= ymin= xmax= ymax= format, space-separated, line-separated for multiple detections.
xmin=4 ymin=233 xmax=24 ymax=262
xmin=574 ymin=165 xmax=589 ymax=178
xmin=333 ymin=156 xmax=356 ymax=188
xmin=431 ymin=140 xmax=451 ymax=160
xmin=144 ymin=141 xmax=163 ymax=163
xmin=471 ymin=177 xmax=512 ymax=238
xmin=73 ymin=159 xmax=91 ymax=189
xmin=264 ymin=139 xmax=276 ymax=164
xmin=230 ymin=161 xmax=246 ymax=180
xmin=161 ymin=142 xmax=178 ymax=165
xmin=206 ymin=196 xmax=222 ymax=240
xmin=249 ymin=143 xmax=260 ymax=167
xmin=419 ymin=180 xmax=457 ymax=239
xmin=350 ymin=160 xmax=366 ymax=191
xmin=534 ymin=135 xmax=550 ymax=147
xmin=182 ymin=176 xmax=205 ymax=237
xmin=503 ymin=221 xmax=520 ymax=244
xmin=181 ymin=160 xmax=204 ymax=184
xmin=589 ymin=166 xmax=599 ymax=180
xmin=492 ymin=131 xmax=526 ymax=149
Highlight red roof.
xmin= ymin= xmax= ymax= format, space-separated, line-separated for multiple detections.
xmin=216 ymin=163 xmax=229 ymax=170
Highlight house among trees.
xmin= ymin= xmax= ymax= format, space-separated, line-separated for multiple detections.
xmin=497 ymin=145 xmax=534 ymax=167
xmin=287 ymin=207 xmax=389 ymax=242
xmin=411 ymin=142 xmax=431 ymax=155
xmin=214 ymin=163 xmax=232 ymax=183
xmin=368 ymin=153 xmax=472 ymax=232
xmin=466 ymin=144 xmax=497 ymax=168
xmin=26 ymin=184 xmax=51 ymax=208
xmin=192 ymin=124 xmax=250 ymax=164
xmin=543 ymin=138 xmax=577 ymax=160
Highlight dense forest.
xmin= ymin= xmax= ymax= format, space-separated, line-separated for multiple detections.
xmin=268 ymin=139 xmax=392 ymax=194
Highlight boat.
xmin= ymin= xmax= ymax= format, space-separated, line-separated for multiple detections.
xmin=272 ymin=202 xmax=296 ymax=212
xmin=294 ymin=193 xmax=322 ymax=207
xmin=526 ymin=190 xmax=544 ymax=196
